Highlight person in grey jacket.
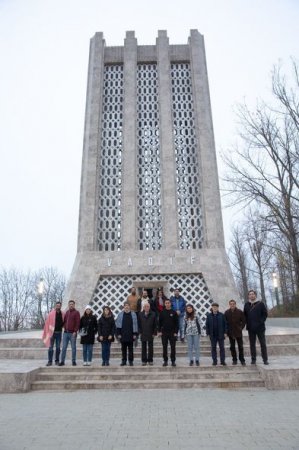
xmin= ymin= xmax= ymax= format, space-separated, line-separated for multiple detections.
xmin=138 ymin=303 xmax=157 ymax=365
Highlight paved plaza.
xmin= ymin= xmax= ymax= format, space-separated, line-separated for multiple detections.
xmin=0 ymin=388 xmax=299 ymax=450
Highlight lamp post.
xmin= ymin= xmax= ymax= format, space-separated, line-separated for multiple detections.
xmin=37 ymin=278 xmax=45 ymax=328
xmin=272 ymin=272 xmax=280 ymax=306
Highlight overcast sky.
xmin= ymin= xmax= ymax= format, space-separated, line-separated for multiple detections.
xmin=0 ymin=0 xmax=298 ymax=277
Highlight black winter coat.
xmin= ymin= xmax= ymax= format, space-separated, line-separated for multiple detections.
xmin=138 ymin=311 xmax=157 ymax=341
xmin=244 ymin=301 xmax=268 ymax=333
xmin=206 ymin=312 xmax=227 ymax=339
xmin=79 ymin=314 xmax=98 ymax=345
xmin=98 ymin=315 xmax=116 ymax=342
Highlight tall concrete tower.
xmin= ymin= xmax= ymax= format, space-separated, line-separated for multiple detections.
xmin=66 ymin=30 xmax=237 ymax=317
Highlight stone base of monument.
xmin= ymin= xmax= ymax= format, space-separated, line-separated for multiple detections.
xmin=0 ymin=326 xmax=298 ymax=392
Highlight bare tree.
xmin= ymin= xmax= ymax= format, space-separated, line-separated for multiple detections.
xmin=223 ymin=60 xmax=299 ymax=296
xmin=0 ymin=266 xmax=67 ymax=331
xmin=0 ymin=268 xmax=35 ymax=331
xmin=229 ymin=225 xmax=252 ymax=303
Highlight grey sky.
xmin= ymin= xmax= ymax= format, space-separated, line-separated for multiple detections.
xmin=0 ymin=0 xmax=298 ymax=276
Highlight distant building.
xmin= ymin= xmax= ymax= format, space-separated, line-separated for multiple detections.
xmin=66 ymin=30 xmax=237 ymax=316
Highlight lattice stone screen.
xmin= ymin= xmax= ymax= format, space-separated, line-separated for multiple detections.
xmin=171 ymin=63 xmax=203 ymax=250
xmin=136 ymin=64 xmax=162 ymax=250
xmin=91 ymin=273 xmax=213 ymax=328
xmin=97 ymin=64 xmax=124 ymax=251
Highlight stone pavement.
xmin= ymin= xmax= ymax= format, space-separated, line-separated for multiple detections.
xmin=0 ymin=389 xmax=299 ymax=450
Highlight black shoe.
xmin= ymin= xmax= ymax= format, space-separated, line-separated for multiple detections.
xmin=72 ymin=361 xmax=77 ymax=366
xmin=251 ymin=360 xmax=256 ymax=365
xmin=264 ymin=361 xmax=269 ymax=365
xmin=46 ymin=362 xmax=52 ymax=367
xmin=120 ymin=362 xmax=126 ymax=366
xmin=58 ymin=362 xmax=65 ymax=366
xmin=106 ymin=362 xmax=110 ymax=366
xmin=212 ymin=362 xmax=217 ymax=366
xmin=129 ymin=362 xmax=134 ymax=366
xmin=189 ymin=361 xmax=194 ymax=366
xmin=232 ymin=361 xmax=237 ymax=365
xmin=102 ymin=362 xmax=106 ymax=366
xmin=142 ymin=362 xmax=147 ymax=366
xmin=196 ymin=361 xmax=200 ymax=366
xmin=55 ymin=361 xmax=59 ymax=366
xmin=171 ymin=362 xmax=176 ymax=367
xmin=180 ymin=338 xmax=185 ymax=343
xmin=241 ymin=361 xmax=246 ymax=366
xmin=221 ymin=362 xmax=227 ymax=366
xmin=163 ymin=361 xmax=168 ymax=367
xmin=149 ymin=362 xmax=153 ymax=366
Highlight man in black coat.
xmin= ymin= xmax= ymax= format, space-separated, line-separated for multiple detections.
xmin=206 ymin=302 xmax=227 ymax=366
xmin=224 ymin=299 xmax=246 ymax=366
xmin=158 ymin=299 xmax=179 ymax=367
xmin=138 ymin=303 xmax=157 ymax=365
xmin=244 ymin=290 xmax=269 ymax=365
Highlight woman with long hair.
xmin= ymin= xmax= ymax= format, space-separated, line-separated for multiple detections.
xmin=79 ymin=305 xmax=98 ymax=366
xmin=98 ymin=306 xmax=116 ymax=366
xmin=184 ymin=304 xmax=201 ymax=366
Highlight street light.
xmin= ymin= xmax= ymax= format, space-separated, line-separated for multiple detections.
xmin=37 ymin=278 xmax=45 ymax=327
xmin=272 ymin=272 xmax=280 ymax=306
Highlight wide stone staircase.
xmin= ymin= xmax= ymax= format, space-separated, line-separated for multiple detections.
xmin=1 ymin=330 xmax=298 ymax=391
xmin=31 ymin=364 xmax=264 ymax=390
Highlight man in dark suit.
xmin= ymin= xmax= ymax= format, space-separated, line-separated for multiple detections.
xmin=206 ymin=302 xmax=227 ymax=366
xmin=244 ymin=290 xmax=269 ymax=365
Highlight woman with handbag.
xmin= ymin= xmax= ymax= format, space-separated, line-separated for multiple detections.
xmin=97 ymin=306 xmax=116 ymax=366
xmin=79 ymin=305 xmax=98 ymax=366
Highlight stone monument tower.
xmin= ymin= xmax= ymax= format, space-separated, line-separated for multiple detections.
xmin=66 ymin=29 xmax=237 ymax=317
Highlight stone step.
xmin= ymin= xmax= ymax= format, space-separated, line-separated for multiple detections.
xmin=1 ymin=333 xmax=298 ymax=348
xmin=31 ymin=376 xmax=265 ymax=391
xmin=36 ymin=370 xmax=261 ymax=382
xmin=1 ymin=343 xmax=299 ymax=359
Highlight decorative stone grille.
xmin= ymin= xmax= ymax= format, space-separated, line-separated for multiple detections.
xmin=91 ymin=273 xmax=213 ymax=330
xmin=171 ymin=63 xmax=203 ymax=250
xmin=136 ymin=64 xmax=162 ymax=250
xmin=97 ymin=64 xmax=124 ymax=251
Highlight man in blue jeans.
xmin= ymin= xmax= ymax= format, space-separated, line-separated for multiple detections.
xmin=170 ymin=288 xmax=186 ymax=342
xmin=206 ymin=302 xmax=227 ymax=366
xmin=42 ymin=301 xmax=64 ymax=366
xmin=59 ymin=300 xmax=80 ymax=366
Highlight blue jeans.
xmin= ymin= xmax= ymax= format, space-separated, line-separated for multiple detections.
xmin=60 ymin=332 xmax=77 ymax=363
xmin=186 ymin=334 xmax=200 ymax=362
xmin=178 ymin=313 xmax=185 ymax=339
xmin=48 ymin=331 xmax=62 ymax=363
xmin=101 ymin=341 xmax=111 ymax=363
xmin=82 ymin=344 xmax=94 ymax=363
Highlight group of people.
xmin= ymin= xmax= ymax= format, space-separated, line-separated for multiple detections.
xmin=42 ymin=288 xmax=269 ymax=368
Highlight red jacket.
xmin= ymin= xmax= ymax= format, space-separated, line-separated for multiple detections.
xmin=63 ymin=309 xmax=80 ymax=333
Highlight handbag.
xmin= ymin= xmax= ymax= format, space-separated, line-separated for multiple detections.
xmin=79 ymin=327 xmax=88 ymax=337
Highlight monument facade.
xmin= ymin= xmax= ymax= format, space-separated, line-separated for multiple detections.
xmin=66 ymin=29 xmax=237 ymax=317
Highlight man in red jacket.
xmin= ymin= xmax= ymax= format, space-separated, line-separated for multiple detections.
xmin=59 ymin=300 xmax=80 ymax=366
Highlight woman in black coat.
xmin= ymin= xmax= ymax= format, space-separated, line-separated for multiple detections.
xmin=79 ymin=305 xmax=98 ymax=366
xmin=98 ymin=306 xmax=116 ymax=366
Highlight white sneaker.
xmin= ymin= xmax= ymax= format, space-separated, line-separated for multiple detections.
xmin=83 ymin=362 xmax=87 ymax=366
xmin=87 ymin=362 xmax=91 ymax=366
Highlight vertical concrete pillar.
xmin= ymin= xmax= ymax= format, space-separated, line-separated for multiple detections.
xmin=157 ymin=30 xmax=179 ymax=250
xmin=121 ymin=31 xmax=138 ymax=251
xmin=189 ymin=29 xmax=225 ymax=248
xmin=77 ymin=32 xmax=105 ymax=252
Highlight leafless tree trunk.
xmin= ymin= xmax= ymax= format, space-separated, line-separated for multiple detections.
xmin=223 ymin=60 xmax=299 ymax=298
